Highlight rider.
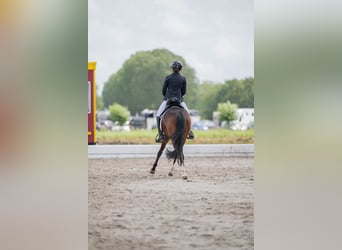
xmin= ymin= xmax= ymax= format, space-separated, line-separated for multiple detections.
xmin=155 ymin=60 xmax=195 ymax=142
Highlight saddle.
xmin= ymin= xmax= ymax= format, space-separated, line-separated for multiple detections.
xmin=161 ymin=97 xmax=183 ymax=116
xmin=166 ymin=96 xmax=182 ymax=106
xmin=158 ymin=97 xmax=184 ymax=132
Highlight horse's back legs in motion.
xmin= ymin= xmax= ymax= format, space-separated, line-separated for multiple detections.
xmin=150 ymin=140 xmax=168 ymax=174
xmin=180 ymin=151 xmax=187 ymax=179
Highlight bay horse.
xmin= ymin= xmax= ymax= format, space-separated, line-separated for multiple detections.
xmin=150 ymin=103 xmax=191 ymax=179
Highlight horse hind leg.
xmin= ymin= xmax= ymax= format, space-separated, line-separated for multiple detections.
xmin=181 ymin=165 xmax=187 ymax=179
xmin=168 ymin=165 xmax=175 ymax=176
xmin=180 ymin=152 xmax=187 ymax=180
xmin=169 ymin=151 xmax=187 ymax=180
xmin=168 ymin=152 xmax=177 ymax=176
xmin=150 ymin=141 xmax=167 ymax=174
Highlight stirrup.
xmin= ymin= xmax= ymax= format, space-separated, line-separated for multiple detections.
xmin=187 ymin=131 xmax=195 ymax=139
xmin=155 ymin=133 xmax=164 ymax=143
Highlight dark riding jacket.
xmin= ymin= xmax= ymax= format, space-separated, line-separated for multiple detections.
xmin=162 ymin=72 xmax=186 ymax=102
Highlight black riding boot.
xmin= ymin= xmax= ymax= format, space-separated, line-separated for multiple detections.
xmin=155 ymin=117 xmax=164 ymax=143
xmin=187 ymin=130 xmax=195 ymax=139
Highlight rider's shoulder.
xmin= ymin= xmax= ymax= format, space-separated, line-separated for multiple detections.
xmin=165 ymin=73 xmax=176 ymax=80
xmin=179 ymin=74 xmax=186 ymax=81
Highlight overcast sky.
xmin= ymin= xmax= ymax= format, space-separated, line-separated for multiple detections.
xmin=89 ymin=0 xmax=254 ymax=93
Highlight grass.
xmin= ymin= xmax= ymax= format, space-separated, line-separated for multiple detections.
xmin=96 ymin=128 xmax=254 ymax=144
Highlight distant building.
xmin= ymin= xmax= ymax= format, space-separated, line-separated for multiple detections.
xmin=141 ymin=109 xmax=156 ymax=130
xmin=129 ymin=109 xmax=156 ymax=130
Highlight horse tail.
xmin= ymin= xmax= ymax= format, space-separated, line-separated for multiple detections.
xmin=166 ymin=111 xmax=186 ymax=166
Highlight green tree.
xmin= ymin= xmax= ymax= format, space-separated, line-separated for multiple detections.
xmin=102 ymin=48 xmax=199 ymax=114
xmin=216 ymin=78 xmax=254 ymax=108
xmin=217 ymin=101 xmax=238 ymax=124
xmin=96 ymin=95 xmax=104 ymax=110
xmin=240 ymin=77 xmax=254 ymax=108
xmin=195 ymin=77 xmax=254 ymax=120
xmin=196 ymin=82 xmax=221 ymax=119
xmin=108 ymin=103 xmax=130 ymax=125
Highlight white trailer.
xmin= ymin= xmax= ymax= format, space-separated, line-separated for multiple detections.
xmin=236 ymin=108 xmax=254 ymax=125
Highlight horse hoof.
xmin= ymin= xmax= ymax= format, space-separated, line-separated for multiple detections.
xmin=168 ymin=172 xmax=173 ymax=176
xmin=150 ymin=170 xmax=155 ymax=174
xmin=183 ymin=176 xmax=188 ymax=180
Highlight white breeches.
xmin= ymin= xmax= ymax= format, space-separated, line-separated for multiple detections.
xmin=156 ymin=100 xmax=190 ymax=117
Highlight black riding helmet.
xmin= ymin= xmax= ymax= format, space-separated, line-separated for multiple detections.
xmin=170 ymin=61 xmax=183 ymax=71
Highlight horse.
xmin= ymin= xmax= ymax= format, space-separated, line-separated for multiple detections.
xmin=150 ymin=103 xmax=191 ymax=179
